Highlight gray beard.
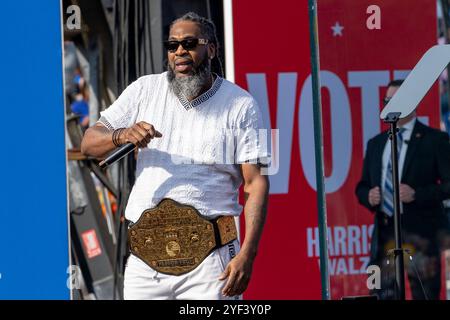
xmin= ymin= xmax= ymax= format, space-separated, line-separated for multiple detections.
xmin=167 ymin=57 xmax=211 ymax=100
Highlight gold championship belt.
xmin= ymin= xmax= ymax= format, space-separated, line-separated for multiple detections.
xmin=128 ymin=198 xmax=238 ymax=276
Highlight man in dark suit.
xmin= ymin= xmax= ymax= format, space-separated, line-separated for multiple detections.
xmin=356 ymin=79 xmax=450 ymax=300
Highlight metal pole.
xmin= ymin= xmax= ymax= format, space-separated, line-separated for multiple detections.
xmin=223 ymin=0 xmax=235 ymax=83
xmin=386 ymin=115 xmax=406 ymax=300
xmin=308 ymin=0 xmax=330 ymax=300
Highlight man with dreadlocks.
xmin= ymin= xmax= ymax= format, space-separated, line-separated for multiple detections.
xmin=81 ymin=12 xmax=269 ymax=300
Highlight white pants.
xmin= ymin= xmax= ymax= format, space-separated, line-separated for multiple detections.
xmin=123 ymin=239 xmax=242 ymax=300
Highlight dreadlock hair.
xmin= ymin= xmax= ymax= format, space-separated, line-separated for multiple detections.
xmin=170 ymin=12 xmax=224 ymax=77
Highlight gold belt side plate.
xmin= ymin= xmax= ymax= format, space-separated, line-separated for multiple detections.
xmin=128 ymin=198 xmax=217 ymax=276
xmin=216 ymin=215 xmax=238 ymax=246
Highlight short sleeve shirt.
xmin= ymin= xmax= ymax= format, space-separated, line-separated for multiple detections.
xmin=99 ymin=72 xmax=268 ymax=222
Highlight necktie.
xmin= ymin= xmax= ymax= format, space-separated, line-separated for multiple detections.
xmin=382 ymin=128 xmax=406 ymax=217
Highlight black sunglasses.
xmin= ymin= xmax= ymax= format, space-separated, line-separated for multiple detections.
xmin=163 ymin=38 xmax=208 ymax=53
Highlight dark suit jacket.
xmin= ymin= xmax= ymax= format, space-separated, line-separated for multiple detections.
xmin=355 ymin=120 xmax=450 ymax=262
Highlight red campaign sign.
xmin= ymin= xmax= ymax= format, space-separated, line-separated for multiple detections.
xmin=233 ymin=0 xmax=439 ymax=299
xmin=81 ymin=229 xmax=102 ymax=259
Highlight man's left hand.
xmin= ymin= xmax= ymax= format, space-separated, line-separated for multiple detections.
xmin=219 ymin=252 xmax=254 ymax=297
xmin=400 ymin=184 xmax=415 ymax=203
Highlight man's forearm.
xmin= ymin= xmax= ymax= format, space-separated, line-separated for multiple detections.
xmin=81 ymin=124 xmax=116 ymax=159
xmin=81 ymin=121 xmax=161 ymax=159
xmin=240 ymin=176 xmax=269 ymax=259
xmin=355 ymin=184 xmax=373 ymax=211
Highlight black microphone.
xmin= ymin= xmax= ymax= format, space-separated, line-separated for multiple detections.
xmin=99 ymin=143 xmax=136 ymax=169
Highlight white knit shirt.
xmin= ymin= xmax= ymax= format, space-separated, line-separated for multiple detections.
xmin=98 ymin=72 xmax=267 ymax=222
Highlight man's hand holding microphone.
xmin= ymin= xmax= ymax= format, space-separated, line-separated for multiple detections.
xmin=99 ymin=121 xmax=162 ymax=168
